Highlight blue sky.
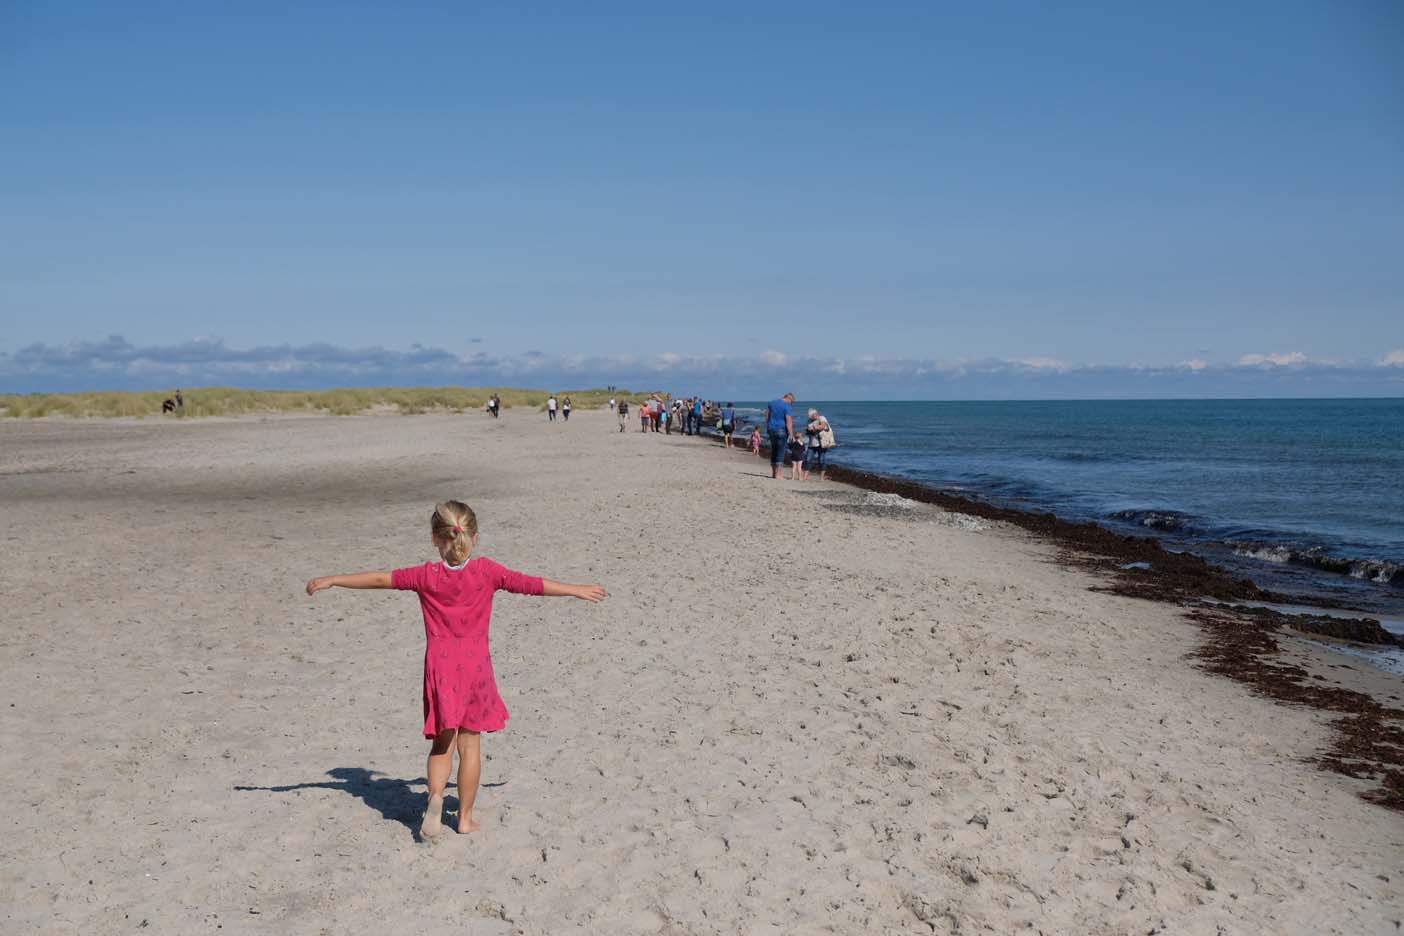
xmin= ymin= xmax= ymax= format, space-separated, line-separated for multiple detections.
xmin=2 ymin=2 xmax=1401 ymax=396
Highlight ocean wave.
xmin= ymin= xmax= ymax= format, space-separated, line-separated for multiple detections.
xmin=1229 ymin=542 xmax=1403 ymax=586
xmin=1109 ymin=508 xmax=1200 ymax=532
xmin=1048 ymin=451 xmax=1115 ymax=463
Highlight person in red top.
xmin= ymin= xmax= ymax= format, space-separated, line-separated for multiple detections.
xmin=305 ymin=500 xmax=607 ymax=838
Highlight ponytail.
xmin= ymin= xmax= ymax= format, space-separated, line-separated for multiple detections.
xmin=430 ymin=500 xmax=478 ymax=566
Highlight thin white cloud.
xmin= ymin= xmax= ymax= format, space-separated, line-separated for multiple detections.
xmin=4 ymin=336 xmax=1401 ymax=397
xmin=1238 ymin=351 xmax=1308 ymax=367
xmin=1011 ymin=356 xmax=1071 ymax=373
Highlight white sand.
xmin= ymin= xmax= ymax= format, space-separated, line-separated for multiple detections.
xmin=1 ymin=409 xmax=1399 ymax=935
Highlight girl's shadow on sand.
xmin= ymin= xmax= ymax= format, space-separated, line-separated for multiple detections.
xmin=235 ymin=768 xmax=506 ymax=836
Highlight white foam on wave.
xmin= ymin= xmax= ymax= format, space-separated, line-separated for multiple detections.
xmin=1234 ymin=545 xmax=1293 ymax=564
xmin=1233 ymin=543 xmax=1402 ymax=584
xmin=1351 ymin=560 xmax=1402 ymax=584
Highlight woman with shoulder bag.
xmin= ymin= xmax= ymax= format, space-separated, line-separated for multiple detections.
xmin=805 ymin=409 xmax=835 ymax=481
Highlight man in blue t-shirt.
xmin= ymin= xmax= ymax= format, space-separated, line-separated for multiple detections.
xmin=764 ymin=392 xmax=795 ymax=480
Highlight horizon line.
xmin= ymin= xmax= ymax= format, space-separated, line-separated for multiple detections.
xmin=4 ymin=384 xmax=1403 ymax=405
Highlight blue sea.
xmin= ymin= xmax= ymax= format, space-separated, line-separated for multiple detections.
xmin=731 ymin=398 xmax=1404 ymax=634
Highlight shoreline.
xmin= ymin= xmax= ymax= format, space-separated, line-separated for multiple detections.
xmin=690 ymin=426 xmax=1404 ymax=810
xmin=720 ymin=421 xmax=1396 ymax=621
xmin=714 ymin=400 xmax=1404 ymax=609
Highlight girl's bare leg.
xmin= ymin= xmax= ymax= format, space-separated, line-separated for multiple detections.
xmin=422 ymin=728 xmax=457 ymax=838
xmin=455 ymin=730 xmax=482 ymax=833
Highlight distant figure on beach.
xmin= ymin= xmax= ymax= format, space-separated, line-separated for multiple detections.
xmin=639 ymin=402 xmax=650 ymax=432
xmin=805 ymin=408 xmax=834 ymax=481
xmin=305 ymin=501 xmax=606 ymax=839
xmin=691 ymin=396 xmax=703 ymax=436
xmin=749 ymin=425 xmax=762 ymax=457
xmin=161 ymin=389 xmax=184 ymax=414
xmin=562 ymin=396 xmax=572 ymax=421
xmin=764 ymin=393 xmax=796 ymax=480
xmin=547 ymin=395 xmax=558 ymax=422
xmin=486 ymin=394 xmax=501 ymax=419
xmin=617 ymin=398 xmax=629 ymax=432
xmin=720 ymin=402 xmax=736 ymax=448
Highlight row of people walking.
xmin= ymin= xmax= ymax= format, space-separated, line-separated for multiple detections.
xmin=611 ymin=395 xmax=715 ymax=435
xmin=604 ymin=392 xmax=835 ymax=482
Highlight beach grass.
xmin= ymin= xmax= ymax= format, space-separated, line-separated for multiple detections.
xmin=0 ymin=386 xmax=651 ymax=419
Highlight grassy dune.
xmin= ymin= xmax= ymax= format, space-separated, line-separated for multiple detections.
xmin=0 ymin=387 xmax=645 ymax=419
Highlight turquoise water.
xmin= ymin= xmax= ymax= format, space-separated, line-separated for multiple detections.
xmin=733 ymin=398 xmax=1404 ymax=616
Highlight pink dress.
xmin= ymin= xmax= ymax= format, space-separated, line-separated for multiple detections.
xmin=391 ymin=558 xmax=544 ymax=738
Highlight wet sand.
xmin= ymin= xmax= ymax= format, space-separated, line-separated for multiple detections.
xmin=1 ymin=409 xmax=1400 ymax=934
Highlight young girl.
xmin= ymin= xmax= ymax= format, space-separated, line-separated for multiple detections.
xmin=787 ymin=434 xmax=808 ymax=481
xmin=305 ymin=500 xmax=607 ymax=839
xmin=749 ymin=426 xmax=762 ymax=457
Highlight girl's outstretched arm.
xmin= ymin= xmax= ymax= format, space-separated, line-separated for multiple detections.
xmin=305 ymin=571 xmax=393 ymax=595
xmin=541 ymin=579 xmax=608 ymax=603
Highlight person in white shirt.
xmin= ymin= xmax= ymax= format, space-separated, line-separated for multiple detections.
xmin=547 ymin=396 xmax=558 ymax=422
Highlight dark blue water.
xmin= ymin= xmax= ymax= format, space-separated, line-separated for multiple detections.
xmin=733 ymin=399 xmax=1404 ymax=618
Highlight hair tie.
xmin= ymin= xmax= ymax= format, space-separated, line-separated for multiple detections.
xmin=452 ymin=525 xmax=462 ymax=535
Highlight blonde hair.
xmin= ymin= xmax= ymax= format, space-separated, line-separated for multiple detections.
xmin=431 ymin=500 xmax=478 ymax=566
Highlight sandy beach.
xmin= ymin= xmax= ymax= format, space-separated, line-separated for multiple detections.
xmin=1 ymin=407 xmax=1400 ymax=935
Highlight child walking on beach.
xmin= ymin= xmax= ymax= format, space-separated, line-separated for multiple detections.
xmin=749 ymin=426 xmax=762 ymax=457
xmin=305 ymin=501 xmax=607 ymax=838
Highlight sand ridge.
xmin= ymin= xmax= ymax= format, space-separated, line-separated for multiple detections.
xmin=1 ymin=408 xmax=1399 ymax=934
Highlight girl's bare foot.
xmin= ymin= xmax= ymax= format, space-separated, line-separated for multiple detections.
xmin=456 ymin=815 xmax=481 ymax=834
xmin=421 ymin=794 xmax=444 ymax=838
